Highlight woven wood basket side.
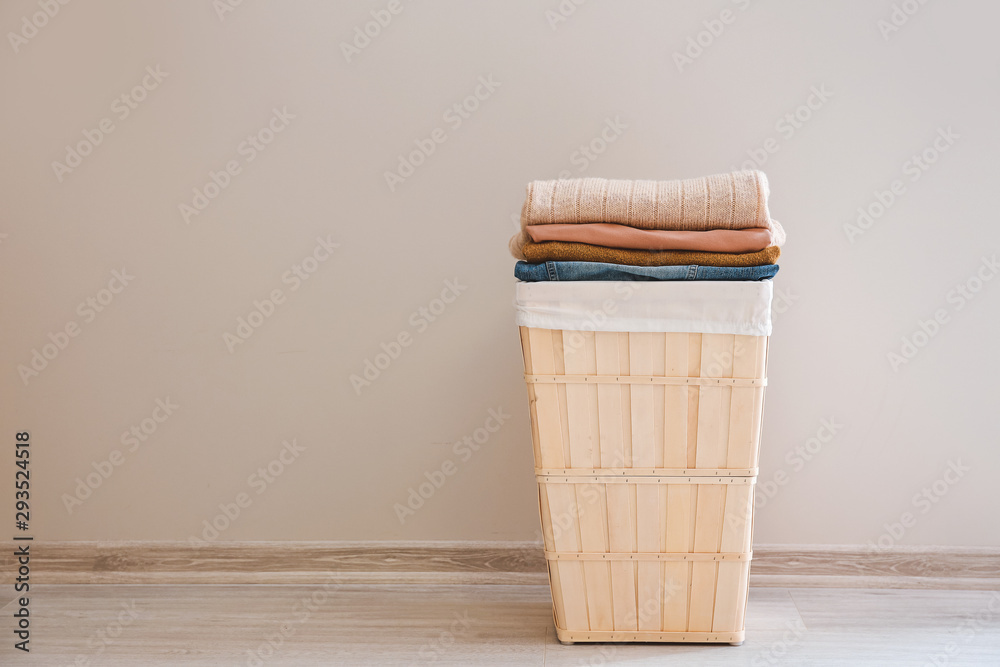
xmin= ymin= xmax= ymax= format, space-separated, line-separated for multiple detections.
xmin=519 ymin=327 xmax=768 ymax=472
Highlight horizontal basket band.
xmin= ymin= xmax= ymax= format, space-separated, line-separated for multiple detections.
xmin=536 ymin=467 xmax=758 ymax=477
xmin=555 ymin=628 xmax=745 ymax=643
xmin=525 ymin=374 xmax=766 ymax=387
xmin=537 ymin=475 xmax=755 ymax=485
xmin=545 ymin=551 xmax=752 ymax=562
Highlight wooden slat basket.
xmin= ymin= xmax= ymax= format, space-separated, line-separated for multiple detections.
xmin=518 ymin=326 xmax=768 ymax=645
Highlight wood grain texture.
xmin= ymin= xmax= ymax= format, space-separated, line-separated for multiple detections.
xmin=2 ymin=541 xmax=998 ymax=589
xmin=3 ymin=585 xmax=998 ymax=665
xmin=520 ymin=328 xmax=767 ymax=473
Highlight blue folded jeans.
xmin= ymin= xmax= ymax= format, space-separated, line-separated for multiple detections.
xmin=514 ymin=261 xmax=779 ymax=282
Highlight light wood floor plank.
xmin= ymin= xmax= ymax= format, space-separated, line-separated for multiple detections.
xmin=3 ymin=585 xmax=998 ymax=666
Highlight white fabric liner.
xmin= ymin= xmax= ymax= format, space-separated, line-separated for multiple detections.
xmin=515 ymin=281 xmax=773 ymax=336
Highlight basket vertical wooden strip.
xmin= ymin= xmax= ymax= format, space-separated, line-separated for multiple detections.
xmin=726 ymin=334 xmax=758 ymax=469
xmin=629 ymin=332 xmax=661 ymax=631
xmin=547 ymin=561 xmax=569 ymax=631
xmin=606 ymin=479 xmax=637 ymax=631
xmin=537 ymin=484 xmax=568 ymax=631
xmin=717 ymin=335 xmax=734 ymax=461
xmin=695 ymin=334 xmax=734 ymax=469
xmin=563 ymin=331 xmax=595 ymax=468
xmin=564 ymin=333 xmax=607 ymax=630
xmin=519 ymin=327 xmax=545 ymax=468
xmin=651 ymin=332 xmax=666 ymax=468
xmin=662 ymin=484 xmax=694 ymax=631
xmin=584 ymin=332 xmax=602 ymax=468
xmin=687 ymin=335 xmax=732 ymax=631
xmin=663 ymin=332 xmax=689 ymax=468
xmin=552 ymin=331 xmax=573 ymax=468
xmin=546 ymin=481 xmax=589 ymax=631
xmin=750 ymin=336 xmax=769 ymax=465
xmin=734 ymin=492 xmax=755 ymax=634
xmin=714 ymin=483 xmax=753 ymax=632
xmin=657 ymin=484 xmax=669 ymax=631
xmin=662 ymin=560 xmax=689 ymax=632
xmin=688 ymin=481 xmax=726 ymax=631
xmin=578 ymin=483 xmax=613 ymax=631
xmin=538 ymin=484 xmax=554 ymax=553
xmin=595 ymin=332 xmax=626 ymax=468
xmin=524 ymin=328 xmax=565 ymax=468
xmin=733 ymin=561 xmax=752 ymax=634
xmin=636 ymin=483 xmax=662 ymax=632
xmin=618 ymin=332 xmax=633 ymax=466
xmin=685 ymin=333 xmax=702 ymax=468
xmin=628 ymin=332 xmax=656 ymax=468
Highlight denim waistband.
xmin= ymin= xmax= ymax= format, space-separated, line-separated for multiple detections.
xmin=514 ymin=261 xmax=779 ymax=282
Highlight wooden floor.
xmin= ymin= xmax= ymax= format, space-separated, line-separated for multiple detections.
xmin=3 ymin=584 xmax=1000 ymax=665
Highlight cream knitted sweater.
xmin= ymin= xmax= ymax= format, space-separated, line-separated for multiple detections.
xmin=509 ymin=170 xmax=786 ymax=260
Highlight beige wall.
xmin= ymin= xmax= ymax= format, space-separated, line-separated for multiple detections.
xmin=2 ymin=0 xmax=998 ymax=547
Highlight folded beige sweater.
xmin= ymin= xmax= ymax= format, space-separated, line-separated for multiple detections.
xmin=509 ymin=170 xmax=786 ymax=259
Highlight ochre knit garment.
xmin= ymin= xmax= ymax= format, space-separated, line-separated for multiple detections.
xmin=509 ymin=170 xmax=786 ymax=259
xmin=525 ymin=223 xmax=772 ymax=253
xmin=521 ymin=241 xmax=781 ymax=267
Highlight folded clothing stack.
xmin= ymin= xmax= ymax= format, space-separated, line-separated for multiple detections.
xmin=510 ymin=170 xmax=785 ymax=282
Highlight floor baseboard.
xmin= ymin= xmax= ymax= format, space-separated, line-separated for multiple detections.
xmin=3 ymin=541 xmax=997 ymax=589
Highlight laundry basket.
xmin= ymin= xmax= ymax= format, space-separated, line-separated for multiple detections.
xmin=515 ymin=280 xmax=772 ymax=644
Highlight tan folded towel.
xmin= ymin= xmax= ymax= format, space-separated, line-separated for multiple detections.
xmin=521 ymin=241 xmax=781 ymax=267
xmin=509 ymin=170 xmax=786 ymax=259
xmin=525 ymin=224 xmax=773 ymax=253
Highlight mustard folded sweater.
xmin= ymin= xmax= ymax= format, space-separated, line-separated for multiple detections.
xmin=521 ymin=241 xmax=781 ymax=267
